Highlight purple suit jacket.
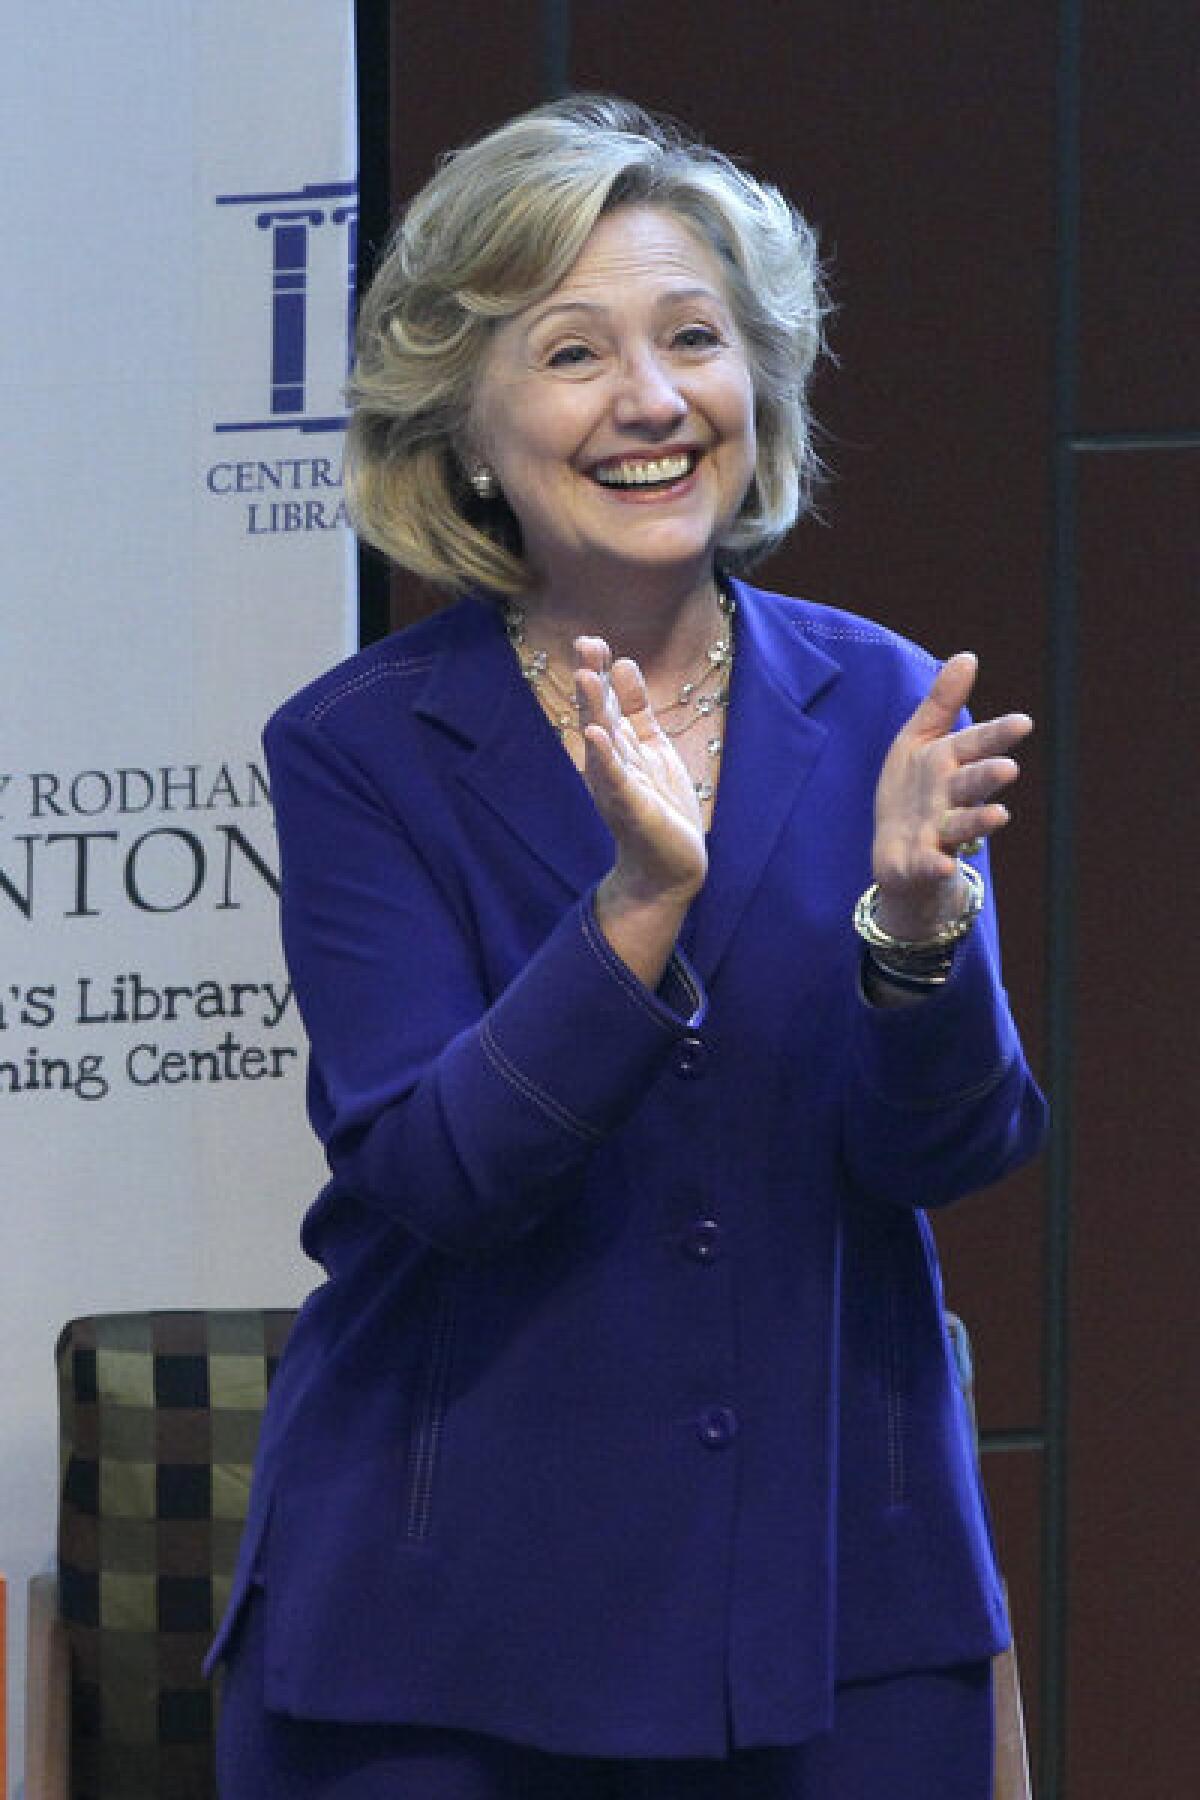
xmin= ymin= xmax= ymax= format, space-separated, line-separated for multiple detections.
xmin=207 ymin=579 xmax=1046 ymax=1756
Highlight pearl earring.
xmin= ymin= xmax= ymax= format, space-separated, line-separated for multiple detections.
xmin=470 ymin=465 xmax=499 ymax=500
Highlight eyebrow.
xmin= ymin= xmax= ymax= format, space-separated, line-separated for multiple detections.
xmin=524 ymin=285 xmax=730 ymax=332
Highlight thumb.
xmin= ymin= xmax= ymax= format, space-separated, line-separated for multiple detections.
xmin=904 ymin=650 xmax=977 ymax=743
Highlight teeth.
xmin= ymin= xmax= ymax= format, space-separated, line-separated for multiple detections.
xmin=594 ymin=454 xmax=693 ymax=488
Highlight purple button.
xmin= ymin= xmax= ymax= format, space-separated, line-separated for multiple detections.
xmin=683 ymin=1219 xmax=722 ymax=1262
xmin=697 ymin=1405 xmax=738 ymax=1448
xmin=673 ymin=1035 xmax=710 ymax=1078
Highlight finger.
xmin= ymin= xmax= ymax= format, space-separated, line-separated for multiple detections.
xmin=881 ymin=837 xmax=966 ymax=889
xmin=937 ymin=801 xmax=1011 ymax=852
xmin=573 ymin=634 xmax=612 ymax=675
xmin=578 ymin=685 xmax=648 ymax=782
xmin=574 ymin=667 xmax=609 ymax=734
xmin=945 ymin=755 xmax=1023 ymax=807
xmin=948 ymin=713 xmax=1034 ymax=767
xmin=582 ymin=721 xmax=659 ymax=830
xmin=609 ymin=657 xmax=662 ymax=740
xmin=902 ymin=651 xmax=979 ymax=743
xmin=572 ymin=638 xmax=615 ymax=725
xmin=581 ymin=720 xmax=623 ymax=795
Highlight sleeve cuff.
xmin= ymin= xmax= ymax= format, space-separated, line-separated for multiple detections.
xmin=450 ymin=890 xmax=706 ymax=1139
xmin=851 ymin=924 xmax=1020 ymax=1110
xmin=428 ymin=890 xmax=708 ymax=1237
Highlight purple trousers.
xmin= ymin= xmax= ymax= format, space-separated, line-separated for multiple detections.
xmin=216 ymin=1590 xmax=992 ymax=1798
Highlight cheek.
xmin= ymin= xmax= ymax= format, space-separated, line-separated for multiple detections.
xmin=467 ymin=364 xmax=535 ymax=466
xmin=727 ymin=390 xmax=758 ymax=476
xmin=714 ymin=363 xmax=757 ymax=448
xmin=487 ymin=399 xmax=572 ymax=473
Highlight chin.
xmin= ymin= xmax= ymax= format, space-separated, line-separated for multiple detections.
xmin=599 ymin=518 xmax=722 ymax=567
xmin=599 ymin=547 xmax=716 ymax=588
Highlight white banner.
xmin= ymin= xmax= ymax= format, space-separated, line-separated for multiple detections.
xmin=1 ymin=3 xmax=357 ymax=1781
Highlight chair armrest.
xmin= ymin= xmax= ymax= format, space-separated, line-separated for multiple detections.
xmin=992 ymin=1628 xmax=1033 ymax=1799
xmin=25 ymin=1569 xmax=70 ymax=1800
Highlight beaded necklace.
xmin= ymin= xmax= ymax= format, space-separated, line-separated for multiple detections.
xmin=504 ymin=588 xmax=735 ymax=804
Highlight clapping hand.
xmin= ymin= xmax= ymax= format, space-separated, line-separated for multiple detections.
xmin=572 ymin=635 xmax=707 ymax=990
xmin=574 ymin=635 xmax=708 ymax=906
xmin=871 ymin=652 xmax=1033 ymax=941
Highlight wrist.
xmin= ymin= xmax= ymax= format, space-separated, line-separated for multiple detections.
xmin=600 ymin=859 xmax=703 ymax=920
xmin=853 ymin=862 xmax=984 ymax=983
xmin=593 ymin=871 xmax=696 ymax=996
xmin=871 ymin=866 xmax=971 ymax=943
xmin=595 ymin=877 xmax=690 ymax=950
xmin=861 ymin=955 xmax=940 ymax=1009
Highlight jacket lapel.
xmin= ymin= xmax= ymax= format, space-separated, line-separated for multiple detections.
xmin=411 ymin=586 xmax=843 ymax=979
xmin=686 ymin=581 xmax=841 ymax=984
xmin=414 ymin=597 xmax=614 ymax=898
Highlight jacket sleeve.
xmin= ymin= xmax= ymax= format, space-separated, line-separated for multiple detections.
xmin=842 ymin=839 xmax=1047 ymax=1209
xmin=265 ymin=707 xmax=705 ymax=1257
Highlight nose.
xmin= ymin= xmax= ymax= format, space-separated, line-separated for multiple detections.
xmin=612 ymin=347 xmax=688 ymax=433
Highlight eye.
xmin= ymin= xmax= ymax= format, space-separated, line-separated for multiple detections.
xmin=546 ymin=342 xmax=596 ymax=369
xmin=672 ymin=324 xmax=723 ymax=351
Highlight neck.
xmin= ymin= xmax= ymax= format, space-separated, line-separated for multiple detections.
xmin=515 ymin=564 xmax=727 ymax=689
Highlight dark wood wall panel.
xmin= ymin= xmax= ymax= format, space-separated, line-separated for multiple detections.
xmin=1066 ymin=449 xmax=1200 ymax=1797
xmin=387 ymin=2 xmax=547 ymax=197
xmin=374 ymin=7 xmax=1200 ymax=1791
xmin=940 ymin=1176 xmax=1045 ymax=1432
xmin=1078 ymin=3 xmax=1200 ymax=430
xmin=570 ymin=0 xmax=1055 ymax=1437
xmin=384 ymin=2 xmax=550 ymax=627
xmin=571 ymin=3 xmax=1058 ymax=646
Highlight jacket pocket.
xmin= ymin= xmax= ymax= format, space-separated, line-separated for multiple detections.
xmin=404 ymin=1274 xmax=460 ymax=1542
xmin=881 ymin=1259 xmax=907 ymax=1508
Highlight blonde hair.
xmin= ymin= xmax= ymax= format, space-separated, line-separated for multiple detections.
xmin=346 ymin=95 xmax=827 ymax=595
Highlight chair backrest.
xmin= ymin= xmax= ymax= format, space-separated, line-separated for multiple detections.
xmin=53 ymin=1307 xmax=1027 ymax=1799
xmin=55 ymin=1309 xmax=296 ymax=1800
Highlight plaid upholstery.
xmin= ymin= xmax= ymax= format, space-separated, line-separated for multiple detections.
xmin=55 ymin=1309 xmax=296 ymax=1799
xmin=53 ymin=1307 xmax=980 ymax=1796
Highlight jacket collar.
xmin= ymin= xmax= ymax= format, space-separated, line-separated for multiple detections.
xmin=686 ymin=578 xmax=838 ymax=982
xmin=412 ymin=582 xmax=841 ymax=981
xmin=414 ymin=596 xmax=615 ymax=895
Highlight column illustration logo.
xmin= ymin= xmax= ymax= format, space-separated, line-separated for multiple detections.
xmin=214 ymin=179 xmax=358 ymax=435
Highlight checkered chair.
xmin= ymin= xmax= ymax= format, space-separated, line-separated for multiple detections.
xmin=26 ymin=1309 xmax=297 ymax=1800
xmin=26 ymin=1309 xmax=1028 ymax=1799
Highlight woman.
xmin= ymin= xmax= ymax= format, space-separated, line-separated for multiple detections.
xmin=211 ymin=96 xmax=1046 ymax=1797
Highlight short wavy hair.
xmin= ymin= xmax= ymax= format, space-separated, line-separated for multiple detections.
xmin=345 ymin=95 xmax=827 ymax=595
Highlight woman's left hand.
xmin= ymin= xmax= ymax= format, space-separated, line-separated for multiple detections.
xmin=871 ymin=652 xmax=1033 ymax=940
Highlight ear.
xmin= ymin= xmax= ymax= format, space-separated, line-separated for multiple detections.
xmin=467 ymin=464 xmax=501 ymax=501
xmin=453 ymin=429 xmax=489 ymax=486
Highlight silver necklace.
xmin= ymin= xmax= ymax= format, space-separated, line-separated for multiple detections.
xmin=503 ymin=590 xmax=735 ymax=804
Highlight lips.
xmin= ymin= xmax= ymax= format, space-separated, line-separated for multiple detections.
xmin=590 ymin=451 xmax=698 ymax=490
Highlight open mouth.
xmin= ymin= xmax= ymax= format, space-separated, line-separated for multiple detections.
xmin=591 ymin=452 xmax=698 ymax=491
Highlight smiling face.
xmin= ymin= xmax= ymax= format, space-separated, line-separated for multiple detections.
xmin=467 ymin=204 xmax=758 ymax=604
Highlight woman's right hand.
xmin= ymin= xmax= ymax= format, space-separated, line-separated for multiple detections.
xmin=575 ymin=635 xmax=707 ymax=986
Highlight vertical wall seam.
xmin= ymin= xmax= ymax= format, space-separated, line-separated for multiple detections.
xmin=354 ymin=0 xmax=392 ymax=647
xmin=1043 ymin=2 xmax=1083 ymax=1795
xmin=542 ymin=0 xmax=572 ymax=97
